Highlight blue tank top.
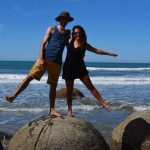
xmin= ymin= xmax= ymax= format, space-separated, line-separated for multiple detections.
xmin=45 ymin=26 xmax=70 ymax=65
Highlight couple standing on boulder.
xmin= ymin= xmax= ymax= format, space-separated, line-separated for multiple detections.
xmin=5 ymin=11 xmax=118 ymax=117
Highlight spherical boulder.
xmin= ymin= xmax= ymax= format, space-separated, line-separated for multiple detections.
xmin=56 ymin=88 xmax=84 ymax=99
xmin=8 ymin=116 xmax=109 ymax=150
xmin=109 ymin=111 xmax=150 ymax=150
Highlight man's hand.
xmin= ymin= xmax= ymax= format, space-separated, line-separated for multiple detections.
xmin=39 ymin=58 xmax=45 ymax=71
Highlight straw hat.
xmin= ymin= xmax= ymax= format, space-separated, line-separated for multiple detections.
xmin=55 ymin=11 xmax=74 ymax=22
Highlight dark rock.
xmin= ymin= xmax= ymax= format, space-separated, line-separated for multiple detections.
xmin=109 ymin=111 xmax=150 ymax=150
xmin=0 ymin=141 xmax=3 ymax=150
xmin=8 ymin=116 xmax=109 ymax=150
xmin=0 ymin=131 xmax=12 ymax=141
xmin=56 ymin=88 xmax=84 ymax=99
xmin=0 ymin=131 xmax=12 ymax=150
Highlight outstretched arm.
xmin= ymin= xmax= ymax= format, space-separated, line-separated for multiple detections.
xmin=86 ymin=43 xmax=118 ymax=57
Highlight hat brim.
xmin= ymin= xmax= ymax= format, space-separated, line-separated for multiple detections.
xmin=55 ymin=16 xmax=74 ymax=22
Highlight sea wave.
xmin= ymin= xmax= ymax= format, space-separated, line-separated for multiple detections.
xmin=0 ymin=105 xmax=99 ymax=112
xmin=111 ymin=104 xmax=150 ymax=111
xmin=0 ymin=74 xmax=150 ymax=85
xmin=87 ymin=67 xmax=150 ymax=71
xmin=0 ymin=102 xmax=149 ymax=112
xmin=0 ymin=107 xmax=48 ymax=112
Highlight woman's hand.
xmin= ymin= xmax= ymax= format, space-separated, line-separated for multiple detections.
xmin=110 ymin=53 xmax=118 ymax=57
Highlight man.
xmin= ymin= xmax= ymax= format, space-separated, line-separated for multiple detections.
xmin=5 ymin=11 xmax=74 ymax=117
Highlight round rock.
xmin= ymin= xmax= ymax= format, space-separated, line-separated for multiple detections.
xmin=109 ymin=111 xmax=150 ymax=150
xmin=8 ymin=116 xmax=109 ymax=150
xmin=56 ymin=88 xmax=84 ymax=99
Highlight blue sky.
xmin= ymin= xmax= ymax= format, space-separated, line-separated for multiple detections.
xmin=0 ymin=0 xmax=150 ymax=63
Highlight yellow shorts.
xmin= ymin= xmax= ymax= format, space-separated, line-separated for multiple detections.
xmin=29 ymin=59 xmax=61 ymax=85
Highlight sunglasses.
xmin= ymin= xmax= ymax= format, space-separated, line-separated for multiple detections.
xmin=74 ymin=32 xmax=81 ymax=35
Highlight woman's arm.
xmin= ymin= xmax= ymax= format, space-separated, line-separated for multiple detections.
xmin=86 ymin=43 xmax=118 ymax=57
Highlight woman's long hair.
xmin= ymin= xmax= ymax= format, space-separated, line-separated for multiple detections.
xmin=72 ymin=25 xmax=87 ymax=49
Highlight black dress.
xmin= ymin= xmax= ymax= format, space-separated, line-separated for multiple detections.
xmin=62 ymin=40 xmax=89 ymax=80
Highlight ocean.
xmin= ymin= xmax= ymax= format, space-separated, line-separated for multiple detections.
xmin=0 ymin=61 xmax=150 ymax=142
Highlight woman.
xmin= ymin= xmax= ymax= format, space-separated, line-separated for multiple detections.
xmin=62 ymin=25 xmax=118 ymax=117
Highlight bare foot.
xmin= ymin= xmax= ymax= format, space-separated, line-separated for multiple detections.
xmin=50 ymin=110 xmax=62 ymax=118
xmin=5 ymin=96 xmax=15 ymax=103
xmin=67 ymin=112 xmax=74 ymax=117
xmin=101 ymin=102 xmax=110 ymax=109
xmin=67 ymin=114 xmax=74 ymax=117
xmin=67 ymin=110 xmax=73 ymax=117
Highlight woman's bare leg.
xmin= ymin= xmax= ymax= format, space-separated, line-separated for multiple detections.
xmin=66 ymin=79 xmax=74 ymax=116
xmin=80 ymin=75 xmax=109 ymax=109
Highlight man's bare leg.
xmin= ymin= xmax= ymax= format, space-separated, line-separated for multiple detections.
xmin=49 ymin=84 xmax=61 ymax=117
xmin=5 ymin=75 xmax=34 ymax=102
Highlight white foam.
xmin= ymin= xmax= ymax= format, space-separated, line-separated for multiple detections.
xmin=1 ymin=74 xmax=150 ymax=85
xmin=0 ymin=74 xmax=47 ymax=84
xmin=87 ymin=67 xmax=150 ymax=71
xmin=59 ymin=104 xmax=100 ymax=111
xmin=0 ymin=103 xmax=149 ymax=112
xmin=108 ymin=103 xmax=150 ymax=111
xmin=0 ymin=107 xmax=48 ymax=112
xmin=0 ymin=103 xmax=99 ymax=112
xmin=134 ymin=106 xmax=150 ymax=111
xmin=60 ymin=76 xmax=150 ymax=85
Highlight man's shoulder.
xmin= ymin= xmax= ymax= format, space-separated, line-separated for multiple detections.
xmin=46 ymin=26 xmax=55 ymax=34
xmin=48 ymin=26 xmax=55 ymax=31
